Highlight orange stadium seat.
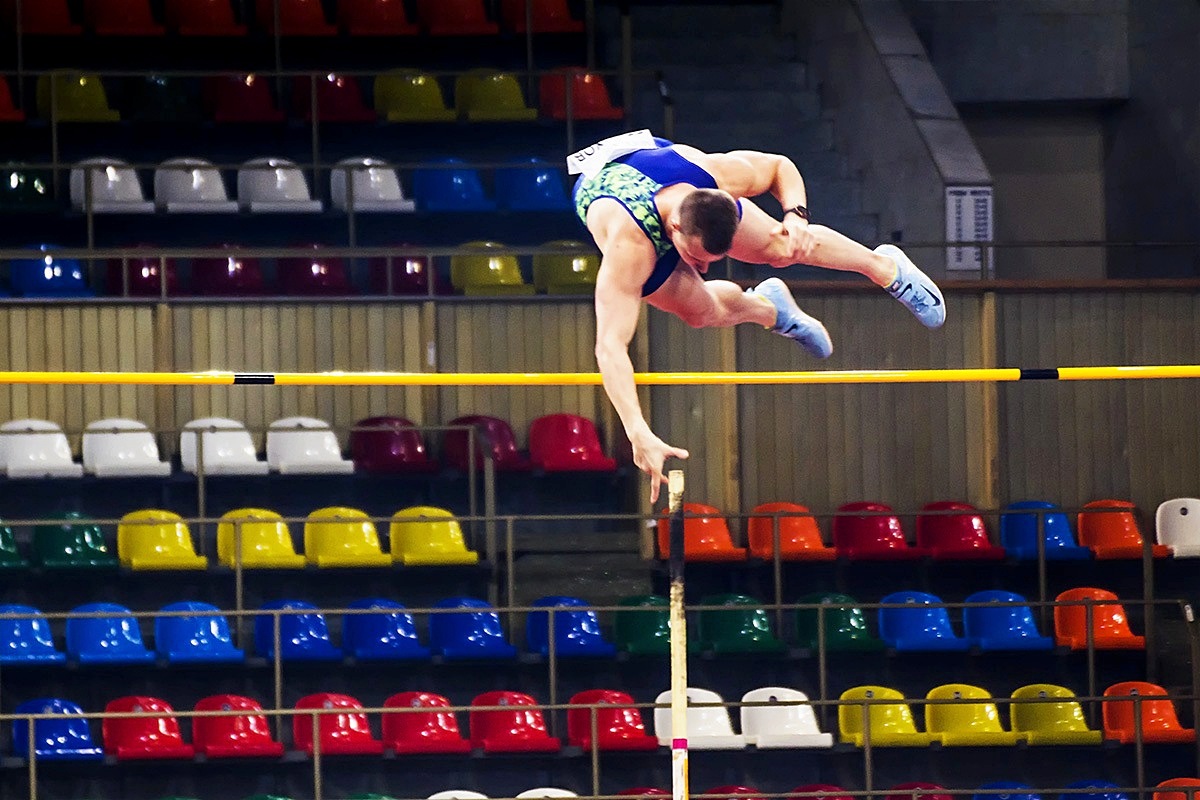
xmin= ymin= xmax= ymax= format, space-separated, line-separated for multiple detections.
xmin=656 ymin=503 xmax=747 ymax=562
xmin=1102 ymin=682 xmax=1196 ymax=744
xmin=1155 ymin=779 xmax=1200 ymax=800
xmin=1054 ymin=587 xmax=1145 ymax=650
xmin=747 ymin=502 xmax=836 ymax=561
xmin=1077 ymin=499 xmax=1169 ymax=559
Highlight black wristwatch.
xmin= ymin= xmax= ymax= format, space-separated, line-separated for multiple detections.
xmin=784 ymin=204 xmax=810 ymax=221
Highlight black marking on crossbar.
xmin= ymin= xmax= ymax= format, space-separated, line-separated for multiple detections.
xmin=233 ymin=374 xmax=276 ymax=385
xmin=1019 ymin=368 xmax=1060 ymax=381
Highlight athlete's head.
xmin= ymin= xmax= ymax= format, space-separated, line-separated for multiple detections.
xmin=669 ymin=188 xmax=738 ymax=271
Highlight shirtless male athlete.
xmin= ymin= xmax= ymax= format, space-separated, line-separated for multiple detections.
xmin=571 ymin=132 xmax=945 ymax=502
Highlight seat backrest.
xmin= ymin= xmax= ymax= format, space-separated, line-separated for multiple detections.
xmin=1156 ymin=498 xmax=1200 ymax=550
xmin=217 ymin=508 xmax=298 ymax=566
xmin=456 ymin=71 xmax=530 ymax=114
xmin=443 ymin=415 xmax=527 ymax=471
xmin=293 ymin=74 xmax=373 ymax=121
xmin=12 ymin=698 xmax=100 ymax=757
xmin=566 ymin=689 xmax=648 ymax=747
xmin=84 ymin=0 xmax=157 ymax=27
xmin=267 ymin=416 xmax=343 ymax=468
xmin=1054 ymin=587 xmax=1137 ymax=643
xmin=238 ymin=157 xmax=314 ymax=205
xmin=449 ymin=241 xmax=526 ymax=290
xmin=278 ymin=249 xmax=353 ymax=296
xmin=293 ymin=692 xmax=376 ymax=750
xmin=529 ymin=413 xmax=613 ymax=470
xmin=1059 ymin=783 xmax=1131 ymax=800
xmin=916 ymin=501 xmax=994 ymax=551
xmin=973 ymin=782 xmax=1041 ymax=800
xmin=390 ymin=506 xmax=474 ymax=561
xmin=38 ymin=72 xmax=115 ymax=120
xmin=2 ymin=417 xmax=77 ymax=471
xmin=532 ymin=240 xmax=599 ymax=292
xmin=106 ymin=255 xmax=179 ymax=297
xmin=656 ymin=502 xmax=741 ymax=558
xmin=885 ymin=784 xmax=952 ymax=800
xmin=66 ymin=602 xmax=149 ymax=658
xmin=348 ymin=416 xmax=433 ymax=471
xmin=155 ymin=158 xmax=233 ymax=206
xmin=9 ymin=250 xmax=91 ymax=297
xmin=374 ymin=71 xmax=451 ymax=115
xmin=181 ymin=416 xmax=260 ymax=471
xmin=411 ymin=160 xmax=490 ymax=210
xmin=1078 ymin=500 xmax=1144 ymax=550
xmin=430 ymin=596 xmax=513 ymax=654
xmin=527 ymin=595 xmax=608 ymax=654
xmin=469 ymin=691 xmax=551 ymax=746
xmin=539 ymin=69 xmax=617 ymax=117
xmin=697 ymin=593 xmax=777 ymax=646
xmin=1001 ymin=500 xmax=1080 ymax=553
xmin=1010 ymin=684 xmax=1093 ymax=735
xmin=82 ymin=418 xmax=162 ymax=472
xmin=343 ymin=597 xmax=424 ymax=655
xmin=795 ymin=592 xmax=878 ymax=649
xmin=1103 ymin=681 xmax=1186 ymax=734
xmin=925 ymin=683 xmax=1006 ymax=735
xmin=117 ymin=508 xmax=200 ymax=566
xmin=833 ymin=502 xmax=910 ymax=554
xmin=193 ymin=694 xmax=277 ymax=750
xmin=32 ymin=511 xmax=113 ymax=566
xmin=102 ymin=695 xmax=186 ymax=752
xmin=165 ymin=0 xmax=239 ymax=30
xmin=383 ymin=691 xmax=464 ymax=744
xmin=494 ymin=159 xmax=569 ymax=210
xmin=331 ymin=157 xmax=406 ymax=209
xmin=155 ymin=601 xmax=238 ymax=657
xmin=70 ymin=157 xmax=147 ymax=209
xmin=613 ymin=595 xmax=669 ymax=651
xmin=739 ymin=687 xmax=822 ymax=739
xmin=963 ymin=590 xmax=1044 ymax=640
xmin=653 ymin=687 xmax=737 ymax=740
xmin=0 ymin=604 xmax=60 ymax=660
xmin=878 ymin=591 xmax=957 ymax=643
xmin=304 ymin=506 xmax=384 ymax=561
xmin=516 ymin=791 xmax=577 ymax=799
xmin=1154 ymin=779 xmax=1200 ymax=800
xmin=191 ymin=255 xmax=267 ymax=296
xmin=838 ymin=685 xmax=919 ymax=739
xmin=747 ymin=502 xmax=827 ymax=557
xmin=254 ymin=599 xmax=334 ymax=657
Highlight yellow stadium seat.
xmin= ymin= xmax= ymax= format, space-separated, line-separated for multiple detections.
xmin=117 ymin=509 xmax=208 ymax=571
xmin=304 ymin=506 xmax=391 ymax=567
xmin=374 ymin=71 xmax=455 ymax=122
xmin=838 ymin=685 xmax=940 ymax=747
xmin=1010 ymin=683 xmax=1103 ymax=745
xmin=217 ymin=508 xmax=306 ymax=569
xmin=389 ymin=506 xmax=480 ymax=566
xmin=455 ymin=71 xmax=536 ymax=122
xmin=451 ymin=241 xmax=536 ymax=296
xmin=925 ymin=684 xmax=1024 ymax=746
xmin=532 ymin=240 xmax=599 ymax=294
xmin=37 ymin=72 xmax=120 ymax=122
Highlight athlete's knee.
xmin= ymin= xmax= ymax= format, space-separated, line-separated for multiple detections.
xmin=676 ymin=301 xmax=720 ymax=329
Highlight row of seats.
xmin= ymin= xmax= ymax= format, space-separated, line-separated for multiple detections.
xmin=665 ymin=499 xmax=1192 ymax=561
xmin=0 ymin=587 xmax=1146 ymax=665
xmin=6 ymin=69 xmax=620 ymax=126
xmin=9 ymin=681 xmax=1195 ymax=761
xmin=0 ymin=413 xmax=612 ymax=478
xmin=2 ymin=0 xmax=585 ymax=38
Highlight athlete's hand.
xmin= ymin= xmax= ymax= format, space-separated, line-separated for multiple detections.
xmin=780 ymin=215 xmax=818 ymax=264
xmin=630 ymin=431 xmax=689 ymax=504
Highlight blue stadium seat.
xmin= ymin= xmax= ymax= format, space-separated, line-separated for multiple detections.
xmin=12 ymin=698 xmax=105 ymax=760
xmin=254 ymin=599 xmax=341 ymax=661
xmin=1000 ymin=501 xmax=1092 ymax=560
xmin=155 ymin=601 xmax=245 ymax=664
xmin=342 ymin=598 xmax=431 ymax=661
xmin=494 ymin=158 xmax=570 ymax=211
xmin=410 ymin=159 xmax=496 ymax=212
xmin=0 ymin=604 xmax=67 ymax=664
xmin=1060 ymin=783 xmax=1129 ymax=800
xmin=65 ymin=602 xmax=156 ymax=664
xmin=878 ymin=591 xmax=969 ymax=652
xmin=963 ymin=590 xmax=1053 ymax=651
xmin=526 ymin=595 xmax=617 ymax=658
xmin=429 ymin=596 xmax=517 ymax=660
xmin=975 ymin=782 xmax=1042 ymax=800
xmin=9 ymin=246 xmax=94 ymax=298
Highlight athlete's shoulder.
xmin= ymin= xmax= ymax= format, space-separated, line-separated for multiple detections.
xmin=586 ymin=197 xmax=654 ymax=249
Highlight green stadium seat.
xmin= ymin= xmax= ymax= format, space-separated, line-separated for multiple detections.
xmin=795 ymin=592 xmax=885 ymax=651
xmin=32 ymin=511 xmax=118 ymax=569
xmin=698 ymin=594 xmax=787 ymax=654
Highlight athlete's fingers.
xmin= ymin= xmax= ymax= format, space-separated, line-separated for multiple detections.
xmin=668 ymin=446 xmax=690 ymax=461
xmin=648 ymin=465 xmax=663 ymax=504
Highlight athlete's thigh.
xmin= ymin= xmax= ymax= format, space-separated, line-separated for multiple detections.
xmin=727 ymin=199 xmax=786 ymax=265
xmin=645 ymin=260 xmax=711 ymax=319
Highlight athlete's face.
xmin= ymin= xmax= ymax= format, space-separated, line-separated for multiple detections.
xmin=670 ymin=231 xmax=725 ymax=274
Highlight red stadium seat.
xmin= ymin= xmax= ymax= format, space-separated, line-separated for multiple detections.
xmin=291 ymin=74 xmax=375 ymax=122
xmin=165 ymin=0 xmax=246 ymax=35
xmin=106 ymin=255 xmax=179 ymax=297
xmin=539 ymin=69 xmax=622 ymax=120
xmin=204 ymin=75 xmax=284 ymax=123
xmin=2 ymin=0 xmax=82 ymax=34
xmin=832 ymin=502 xmax=929 ymax=560
xmin=293 ymin=693 xmax=384 ymax=755
xmin=790 ymin=786 xmax=854 ymax=800
xmin=338 ymin=0 xmax=418 ymax=35
xmin=0 ymin=76 xmax=25 ymax=122
xmin=278 ymin=248 xmax=355 ymax=296
xmin=500 ymin=0 xmax=582 ymax=33
xmin=83 ymin=0 xmax=164 ymax=35
xmin=916 ymin=501 xmax=1005 ymax=560
xmin=102 ymin=696 xmax=195 ymax=760
xmin=444 ymin=415 xmax=531 ymax=472
xmin=193 ymin=694 xmax=285 ymax=758
xmin=415 ymin=0 xmax=498 ymax=35
xmin=528 ymin=413 xmax=616 ymax=471
xmin=368 ymin=254 xmax=448 ymax=295
xmin=469 ymin=691 xmax=561 ymax=753
xmin=567 ymin=689 xmax=658 ymax=751
xmin=192 ymin=252 xmax=268 ymax=296
xmin=255 ymin=0 xmax=335 ymax=34
xmin=382 ymin=692 xmax=472 ymax=754
xmin=349 ymin=416 xmax=439 ymax=473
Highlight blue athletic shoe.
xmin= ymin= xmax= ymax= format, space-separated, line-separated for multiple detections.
xmin=747 ymin=277 xmax=833 ymax=359
xmin=876 ymin=244 xmax=945 ymax=328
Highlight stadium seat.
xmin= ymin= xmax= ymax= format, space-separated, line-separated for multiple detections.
xmin=339 ymin=0 xmax=417 ymax=34
xmin=429 ymin=794 xmax=489 ymax=800
xmin=331 ymin=157 xmax=416 ymax=212
xmin=155 ymin=158 xmax=238 ymax=214
xmin=833 ymin=502 xmax=929 ymax=559
xmin=618 ymin=790 xmax=670 ymax=799
xmin=9 ymin=249 xmax=93 ymax=298
xmin=382 ymin=691 xmax=471 ymax=754
xmin=739 ymin=687 xmax=833 ymax=748
xmin=838 ymin=685 xmax=939 ymax=746
xmin=217 ymin=508 xmax=305 ymax=569
xmin=82 ymin=418 xmax=170 ymax=477
xmin=428 ymin=597 xmax=517 ymax=659
xmin=879 ymin=591 xmax=969 ymax=651
xmin=0 ymin=167 xmax=54 ymax=211
xmin=1054 ymin=587 xmax=1145 ymax=649
xmin=254 ymin=600 xmax=341 ymax=661
xmin=106 ymin=254 xmax=180 ymax=296
xmin=343 ymin=598 xmax=430 ymax=660
xmin=12 ymin=699 xmax=104 ymax=760
xmin=238 ymin=158 xmax=323 ymax=212
xmin=374 ymin=71 xmax=456 ymax=122
xmin=517 ymin=791 xmax=576 ymax=799
xmin=304 ymin=506 xmax=390 ymax=567
xmin=886 ymin=785 xmax=952 ymax=800
xmin=653 ymin=688 xmax=745 ymax=749
xmin=0 ymin=76 xmax=25 ymax=122
xmin=0 ymin=525 xmax=28 ymax=569
xmin=293 ymin=693 xmax=384 ymax=755
xmin=500 ymin=0 xmax=582 ymax=32
xmin=193 ymin=694 xmax=284 ymax=757
xmin=924 ymin=684 xmax=1022 ymax=746
xmin=973 ymin=782 xmax=1041 ymax=800
xmin=1156 ymin=498 xmax=1200 ymax=557
xmin=702 ymin=788 xmax=765 ymax=800
xmin=165 ymin=0 xmax=245 ymax=35
xmin=527 ymin=596 xmax=617 ymax=657
xmin=255 ymin=0 xmax=335 ymax=34
xmin=294 ymin=75 xmax=375 ymax=123
xmin=279 ymin=248 xmax=355 ymax=296
xmin=1102 ymin=681 xmax=1196 ymax=743
xmin=70 ymin=158 xmax=154 ymax=214
xmin=916 ymin=501 xmax=1005 ymax=559
xmin=962 ymin=590 xmax=1053 ymax=651
xmin=532 ymin=240 xmax=599 ymax=294
xmin=0 ymin=604 xmax=66 ymax=664
xmin=449 ymin=241 xmax=536 ymax=295
xmin=1000 ymin=500 xmax=1091 ymax=560
xmin=470 ymin=691 xmax=561 ymax=753
xmin=455 ymin=71 xmax=537 ymax=121
xmin=747 ymin=502 xmax=836 ymax=561
xmin=411 ymin=160 xmax=496 ymax=211
xmin=1154 ymin=779 xmax=1200 ymax=800
xmin=155 ymin=601 xmax=244 ymax=663
xmin=117 ymin=509 xmax=207 ymax=570
xmin=181 ymin=417 xmax=269 ymax=473
xmin=369 ymin=254 xmax=443 ymax=295
xmin=495 ymin=159 xmax=570 ymax=210
xmin=191 ymin=254 xmax=269 ymax=296
xmin=103 ymin=696 xmax=194 ymax=760
xmin=83 ymin=0 xmax=164 ymax=35
xmin=1010 ymin=684 xmax=1103 ymax=745
xmin=529 ymin=412 xmax=617 ymax=470
xmin=205 ymin=74 xmax=284 ymax=123
xmin=415 ymin=0 xmax=498 ymax=34
xmin=1060 ymin=783 xmax=1130 ymax=800
xmin=789 ymin=786 xmax=853 ymax=800
xmin=539 ymin=69 xmax=623 ymax=120
xmin=32 ymin=511 xmax=116 ymax=568
xmin=3 ymin=0 xmax=82 ymax=34
xmin=66 ymin=602 xmax=156 ymax=664
xmin=349 ymin=416 xmax=436 ymax=472
xmin=266 ymin=417 xmax=353 ymax=473
xmin=567 ymin=689 xmax=657 ymax=751
xmin=795 ymin=592 xmax=885 ymax=651
xmin=389 ymin=506 xmax=480 ymax=566
xmin=697 ymin=594 xmax=786 ymax=653
xmin=614 ymin=595 xmax=674 ymax=655
xmin=129 ymin=74 xmax=201 ymax=122
xmin=656 ymin=502 xmax=746 ymax=561
xmin=1077 ymin=499 xmax=1168 ymax=559
xmin=443 ymin=415 xmax=530 ymax=471
xmin=37 ymin=72 xmax=119 ymax=121
xmin=2 ymin=418 xmax=83 ymax=476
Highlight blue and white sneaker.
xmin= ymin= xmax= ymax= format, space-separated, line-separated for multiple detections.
xmin=747 ymin=277 xmax=833 ymax=359
xmin=876 ymin=244 xmax=945 ymax=329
